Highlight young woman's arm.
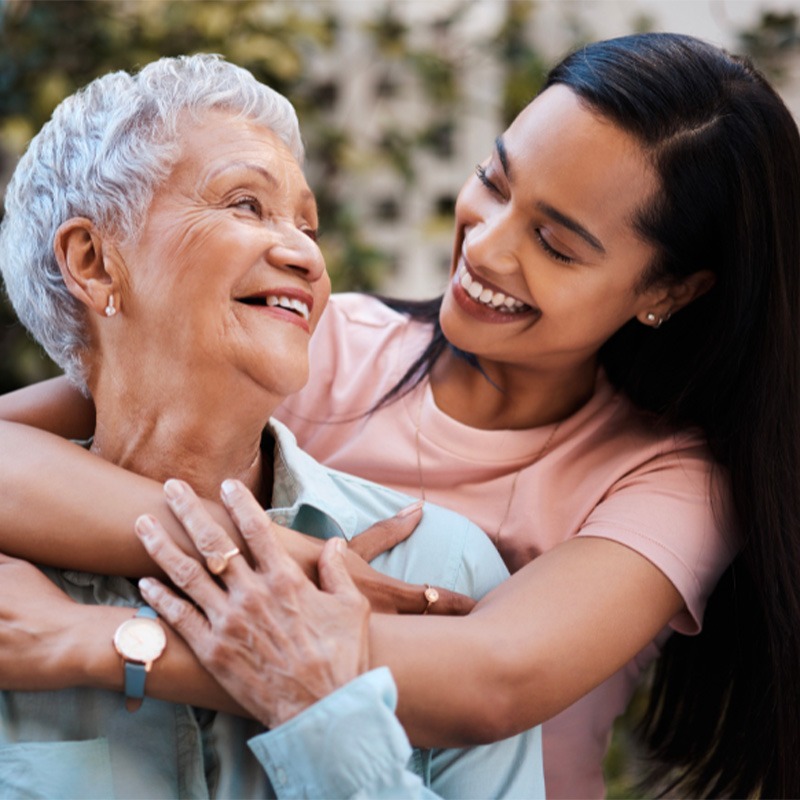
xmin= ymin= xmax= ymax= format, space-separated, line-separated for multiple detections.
xmin=375 ymin=534 xmax=682 ymax=747
xmin=0 ymin=478 xmax=681 ymax=747
xmin=0 ymin=376 xmax=95 ymax=437
xmin=0 ymin=417 xmax=465 ymax=611
xmin=0 ymin=552 xmax=245 ymax=714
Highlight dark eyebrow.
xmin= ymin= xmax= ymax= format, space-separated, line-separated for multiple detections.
xmin=537 ymin=202 xmax=606 ymax=254
xmin=496 ymin=134 xmax=605 ymax=254
xmin=495 ymin=136 xmax=511 ymax=180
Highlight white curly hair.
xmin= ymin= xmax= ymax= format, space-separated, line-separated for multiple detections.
xmin=0 ymin=54 xmax=304 ymax=390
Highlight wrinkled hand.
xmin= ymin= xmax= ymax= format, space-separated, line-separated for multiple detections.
xmin=0 ymin=554 xmax=85 ymax=690
xmin=135 ymin=478 xmax=371 ymax=728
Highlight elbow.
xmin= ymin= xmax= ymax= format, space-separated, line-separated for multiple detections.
xmin=454 ymin=647 xmax=548 ymax=745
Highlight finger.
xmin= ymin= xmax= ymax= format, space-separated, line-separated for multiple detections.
xmin=219 ymin=479 xmax=306 ymax=581
xmin=348 ymin=501 xmax=424 ymax=562
xmin=374 ymin=578 xmax=476 ymax=615
xmin=425 ymin=586 xmax=476 ymax=616
xmin=163 ymin=479 xmax=246 ymax=580
xmin=318 ymin=538 xmax=362 ymax=598
xmin=138 ymin=576 xmax=211 ymax=649
xmin=135 ymin=514 xmax=226 ymax=613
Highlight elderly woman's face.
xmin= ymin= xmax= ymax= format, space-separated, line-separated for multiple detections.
xmin=113 ymin=110 xmax=329 ymax=401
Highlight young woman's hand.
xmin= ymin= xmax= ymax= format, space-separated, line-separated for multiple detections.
xmin=0 ymin=553 xmax=120 ymax=690
xmin=155 ymin=480 xmax=474 ymax=617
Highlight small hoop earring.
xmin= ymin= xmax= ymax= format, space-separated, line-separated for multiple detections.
xmin=104 ymin=295 xmax=117 ymax=317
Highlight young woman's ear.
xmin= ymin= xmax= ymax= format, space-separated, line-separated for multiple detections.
xmin=638 ymin=269 xmax=716 ymax=328
xmin=53 ymin=218 xmax=121 ymax=318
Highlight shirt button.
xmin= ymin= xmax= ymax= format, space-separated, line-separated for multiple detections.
xmin=276 ymin=767 xmax=288 ymax=785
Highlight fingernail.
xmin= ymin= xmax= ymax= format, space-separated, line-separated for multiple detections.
xmin=164 ymin=479 xmax=185 ymax=501
xmin=397 ymin=499 xmax=424 ymax=518
xmin=139 ymin=577 xmax=154 ymax=594
xmin=333 ymin=538 xmax=345 ymax=553
xmin=135 ymin=514 xmax=157 ymax=540
xmin=220 ymin=479 xmax=239 ymax=502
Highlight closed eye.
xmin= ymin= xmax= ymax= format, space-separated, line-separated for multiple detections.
xmin=535 ymin=229 xmax=573 ymax=264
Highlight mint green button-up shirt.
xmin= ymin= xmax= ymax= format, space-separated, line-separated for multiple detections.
xmin=0 ymin=420 xmax=543 ymax=799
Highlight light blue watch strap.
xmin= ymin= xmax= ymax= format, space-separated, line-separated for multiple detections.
xmin=123 ymin=606 xmax=158 ymax=701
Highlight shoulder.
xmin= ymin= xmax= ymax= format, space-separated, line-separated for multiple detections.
xmin=322 ymin=293 xmax=411 ymax=328
xmin=574 ymin=394 xmax=734 ymax=632
xmin=278 ymin=294 xmax=433 ymax=423
xmin=312 ymin=294 xmax=433 ymax=362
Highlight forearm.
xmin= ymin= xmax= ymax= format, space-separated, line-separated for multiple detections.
xmin=73 ymin=602 xmax=247 ymax=715
xmin=0 ymin=420 xmax=451 ymax=611
xmin=0 ymin=376 xmax=95 ymax=437
xmin=0 ymin=420 xmax=247 ymax=574
xmin=370 ymin=537 xmax=684 ymax=748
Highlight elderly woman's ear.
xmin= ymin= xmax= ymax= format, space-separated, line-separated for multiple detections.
xmin=54 ymin=218 xmax=123 ymax=317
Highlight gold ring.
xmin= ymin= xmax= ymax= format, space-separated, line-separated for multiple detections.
xmin=422 ymin=584 xmax=439 ymax=614
xmin=206 ymin=547 xmax=241 ymax=576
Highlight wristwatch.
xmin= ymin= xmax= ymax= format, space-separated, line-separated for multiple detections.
xmin=113 ymin=605 xmax=167 ymax=712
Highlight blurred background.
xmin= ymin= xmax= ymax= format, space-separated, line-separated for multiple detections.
xmin=1 ymin=1 xmax=799 ymax=792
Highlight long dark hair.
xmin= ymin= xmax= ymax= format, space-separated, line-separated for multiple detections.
xmin=376 ymin=33 xmax=800 ymax=798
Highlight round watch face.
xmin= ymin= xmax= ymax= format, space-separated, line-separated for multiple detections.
xmin=113 ymin=617 xmax=167 ymax=663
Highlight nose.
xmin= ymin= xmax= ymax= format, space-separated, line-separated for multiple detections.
xmin=457 ymin=189 xmax=521 ymax=276
xmin=464 ymin=210 xmax=521 ymax=277
xmin=268 ymin=226 xmax=327 ymax=284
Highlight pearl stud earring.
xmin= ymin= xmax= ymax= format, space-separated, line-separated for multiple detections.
xmin=104 ymin=295 xmax=117 ymax=317
xmin=645 ymin=311 xmax=663 ymax=329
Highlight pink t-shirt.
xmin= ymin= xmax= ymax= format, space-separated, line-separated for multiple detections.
xmin=275 ymin=293 xmax=735 ymax=799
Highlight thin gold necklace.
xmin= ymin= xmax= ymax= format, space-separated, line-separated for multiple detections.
xmin=414 ymin=382 xmax=561 ymax=546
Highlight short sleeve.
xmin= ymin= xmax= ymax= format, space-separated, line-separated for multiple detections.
xmin=577 ymin=446 xmax=736 ymax=633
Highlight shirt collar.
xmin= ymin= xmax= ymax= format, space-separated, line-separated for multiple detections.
xmin=265 ymin=418 xmax=360 ymax=541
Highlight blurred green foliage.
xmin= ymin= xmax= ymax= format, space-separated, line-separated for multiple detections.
xmin=739 ymin=8 xmax=800 ymax=81
xmin=0 ymin=0 xmax=550 ymax=392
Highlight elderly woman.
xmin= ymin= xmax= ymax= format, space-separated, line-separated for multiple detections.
xmin=0 ymin=55 xmax=542 ymax=798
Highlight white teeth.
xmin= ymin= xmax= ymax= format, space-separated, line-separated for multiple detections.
xmin=458 ymin=266 xmax=528 ymax=313
xmin=266 ymin=295 xmax=310 ymax=321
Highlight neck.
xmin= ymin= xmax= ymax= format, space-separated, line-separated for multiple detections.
xmin=430 ymin=349 xmax=597 ymax=430
xmin=90 ymin=373 xmax=277 ymax=503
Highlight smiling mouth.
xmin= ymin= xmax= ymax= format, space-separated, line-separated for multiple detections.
xmin=457 ymin=265 xmax=532 ymax=314
xmin=238 ymin=294 xmax=310 ymax=322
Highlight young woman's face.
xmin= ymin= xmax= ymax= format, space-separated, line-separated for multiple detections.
xmin=441 ymin=84 xmax=664 ymax=376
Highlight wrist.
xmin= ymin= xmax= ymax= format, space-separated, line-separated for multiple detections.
xmin=68 ymin=604 xmax=132 ymax=691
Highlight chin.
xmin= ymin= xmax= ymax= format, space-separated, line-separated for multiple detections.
xmin=272 ymin=363 xmax=310 ymax=399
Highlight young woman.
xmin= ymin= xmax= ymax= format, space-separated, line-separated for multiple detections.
xmin=1 ymin=33 xmax=799 ymax=798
